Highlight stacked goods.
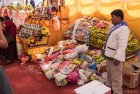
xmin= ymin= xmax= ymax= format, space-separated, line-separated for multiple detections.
xmin=89 ymin=19 xmax=109 ymax=49
xmin=89 ymin=25 xmax=108 ymax=49
xmin=18 ymin=24 xmax=42 ymax=38
xmin=18 ymin=24 xmax=50 ymax=47
xmin=126 ymin=32 xmax=140 ymax=56
xmin=64 ymin=16 xmax=109 ymax=45
xmin=64 ymin=17 xmax=98 ymax=42
xmin=64 ymin=24 xmax=74 ymax=39
xmin=17 ymin=24 xmax=50 ymax=56
xmin=73 ymin=17 xmax=92 ymax=42
xmin=40 ymin=40 xmax=107 ymax=86
xmin=86 ymin=50 xmax=105 ymax=63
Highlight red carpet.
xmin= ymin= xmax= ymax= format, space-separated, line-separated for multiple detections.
xmin=1 ymin=61 xmax=140 ymax=94
xmin=3 ymin=62 xmax=78 ymax=94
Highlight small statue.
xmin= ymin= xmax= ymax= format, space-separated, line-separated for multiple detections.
xmin=60 ymin=0 xmax=65 ymax=6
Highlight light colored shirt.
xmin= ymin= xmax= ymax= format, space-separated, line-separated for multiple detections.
xmin=104 ymin=25 xmax=130 ymax=62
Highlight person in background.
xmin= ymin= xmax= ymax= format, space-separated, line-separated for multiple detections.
xmin=0 ymin=18 xmax=7 ymax=48
xmin=0 ymin=17 xmax=6 ymax=60
xmin=0 ymin=20 xmax=13 ymax=94
xmin=3 ymin=16 xmax=17 ymax=63
xmin=30 ymin=0 xmax=35 ymax=9
xmin=3 ymin=9 xmax=9 ymax=17
xmin=4 ymin=16 xmax=17 ymax=39
xmin=103 ymin=9 xmax=130 ymax=94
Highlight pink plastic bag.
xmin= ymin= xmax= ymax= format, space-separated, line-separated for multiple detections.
xmin=63 ymin=49 xmax=74 ymax=55
xmin=58 ymin=61 xmax=71 ymax=70
xmin=67 ymin=70 xmax=79 ymax=84
xmin=45 ymin=54 xmax=57 ymax=62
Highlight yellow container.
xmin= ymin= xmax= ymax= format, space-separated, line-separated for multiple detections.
xmin=27 ymin=45 xmax=48 ymax=55
xmin=36 ymin=36 xmax=48 ymax=45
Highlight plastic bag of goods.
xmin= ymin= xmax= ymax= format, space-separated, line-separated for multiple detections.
xmin=54 ymin=73 xmax=67 ymax=86
xmin=59 ymin=64 xmax=75 ymax=75
xmin=45 ymin=54 xmax=57 ymax=62
xmin=63 ymin=49 xmax=74 ymax=55
xmin=58 ymin=61 xmax=71 ymax=70
xmin=80 ymin=61 xmax=89 ymax=69
xmin=45 ymin=68 xmax=56 ymax=80
xmin=50 ymin=62 xmax=61 ymax=71
xmin=84 ymin=68 xmax=94 ymax=78
xmin=67 ymin=70 xmax=79 ymax=84
xmin=74 ymin=44 xmax=88 ymax=53
xmin=41 ymin=61 xmax=52 ymax=72
xmin=78 ymin=69 xmax=88 ymax=82
xmin=64 ymin=52 xmax=78 ymax=60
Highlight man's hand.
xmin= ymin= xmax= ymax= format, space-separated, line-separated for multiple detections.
xmin=0 ymin=22 xmax=8 ymax=48
xmin=113 ymin=59 xmax=121 ymax=65
xmin=0 ymin=22 xmax=4 ymax=31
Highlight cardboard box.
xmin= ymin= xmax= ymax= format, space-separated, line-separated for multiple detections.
xmin=123 ymin=63 xmax=140 ymax=88
xmin=131 ymin=61 xmax=140 ymax=85
xmin=131 ymin=61 xmax=140 ymax=72
xmin=124 ymin=56 xmax=139 ymax=66
xmin=74 ymin=80 xmax=111 ymax=94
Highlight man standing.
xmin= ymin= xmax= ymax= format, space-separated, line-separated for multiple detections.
xmin=103 ymin=9 xmax=130 ymax=94
xmin=4 ymin=16 xmax=17 ymax=63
